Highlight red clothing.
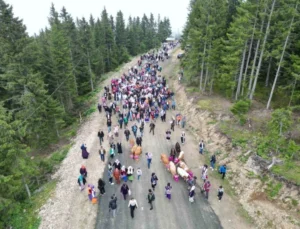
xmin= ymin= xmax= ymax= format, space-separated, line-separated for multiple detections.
xmin=204 ymin=182 xmax=211 ymax=192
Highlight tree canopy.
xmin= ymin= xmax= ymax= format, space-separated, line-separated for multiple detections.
xmin=0 ymin=1 xmax=171 ymax=227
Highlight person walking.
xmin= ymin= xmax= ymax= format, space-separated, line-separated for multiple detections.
xmin=81 ymin=143 xmax=89 ymax=159
xmin=210 ymin=154 xmax=216 ymax=170
xmin=127 ymin=166 xmax=134 ymax=182
xmin=98 ymin=130 xmax=104 ymax=145
xmin=79 ymin=165 xmax=87 ymax=177
xmin=108 ymin=165 xmax=114 ymax=185
xmin=97 ymin=103 xmax=102 ymax=113
xmin=181 ymin=131 xmax=186 ymax=144
xmin=181 ymin=116 xmax=186 ymax=128
xmin=147 ymin=189 xmax=155 ymax=210
xmin=78 ymin=174 xmax=86 ymax=191
xmin=118 ymin=116 xmax=123 ymax=129
xmin=109 ymin=194 xmax=117 ymax=218
xmin=124 ymin=128 xmax=130 ymax=141
xmin=128 ymin=197 xmax=138 ymax=218
xmin=132 ymin=124 xmax=138 ymax=138
xmin=219 ymin=164 xmax=227 ymax=179
xmin=99 ymin=146 xmax=106 ymax=162
xmin=218 ymin=186 xmax=224 ymax=202
xmin=120 ymin=183 xmax=130 ymax=200
xmin=203 ymin=180 xmax=211 ymax=199
xmin=166 ymin=129 xmax=171 ymax=141
xmin=98 ymin=178 xmax=106 ymax=195
xmin=139 ymin=121 xmax=144 ymax=137
xmin=170 ymin=118 xmax=175 ymax=131
xmin=149 ymin=122 xmax=155 ymax=135
xmin=124 ymin=116 xmax=128 ymax=128
xmin=136 ymin=136 xmax=142 ymax=146
xmin=201 ymin=165 xmax=208 ymax=183
xmin=109 ymin=145 xmax=115 ymax=159
xmin=151 ymin=173 xmax=158 ymax=191
xmin=189 ymin=185 xmax=195 ymax=203
xmin=113 ymin=168 xmax=121 ymax=184
xmin=165 ymin=183 xmax=172 ymax=200
xmin=137 ymin=168 xmax=142 ymax=180
xmin=199 ymin=140 xmax=205 ymax=154
xmin=146 ymin=152 xmax=153 ymax=169
xmin=117 ymin=142 xmax=123 ymax=154
xmin=107 ymin=118 xmax=112 ymax=133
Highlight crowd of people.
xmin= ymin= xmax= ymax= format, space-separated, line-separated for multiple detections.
xmin=76 ymin=42 xmax=226 ymax=220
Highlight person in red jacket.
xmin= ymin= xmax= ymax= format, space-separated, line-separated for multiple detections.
xmin=203 ymin=180 xmax=211 ymax=200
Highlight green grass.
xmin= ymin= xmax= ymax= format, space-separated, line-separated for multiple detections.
xmin=292 ymin=198 xmax=299 ymax=207
xmin=11 ymin=180 xmax=57 ymax=229
xmin=265 ymin=181 xmax=283 ymax=199
xmin=218 ymin=120 xmax=254 ymax=148
xmin=207 ymin=120 xmax=218 ymax=125
xmin=83 ymin=105 xmax=97 ymax=117
xmin=62 ymin=123 xmax=78 ymax=138
xmin=186 ymin=86 xmax=199 ymax=93
xmin=271 ymin=161 xmax=300 ymax=185
xmin=50 ymin=144 xmax=71 ymax=163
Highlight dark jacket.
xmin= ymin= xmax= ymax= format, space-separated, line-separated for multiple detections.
xmin=148 ymin=193 xmax=155 ymax=202
xmin=109 ymin=198 xmax=117 ymax=210
xmin=189 ymin=190 xmax=195 ymax=197
xmin=98 ymin=131 xmax=104 ymax=138
xmin=124 ymin=130 xmax=130 ymax=136
xmin=120 ymin=184 xmax=129 ymax=195
xmin=136 ymin=137 xmax=142 ymax=144
xmin=210 ymin=155 xmax=216 ymax=163
xmin=98 ymin=179 xmax=105 ymax=189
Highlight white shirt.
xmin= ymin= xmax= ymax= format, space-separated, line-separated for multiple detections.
xmin=128 ymin=199 xmax=138 ymax=207
xmin=137 ymin=169 xmax=142 ymax=175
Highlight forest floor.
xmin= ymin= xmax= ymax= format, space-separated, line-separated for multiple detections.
xmin=39 ymin=48 xmax=254 ymax=229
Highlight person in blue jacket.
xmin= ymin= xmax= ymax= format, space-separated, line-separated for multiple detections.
xmin=219 ymin=165 xmax=227 ymax=179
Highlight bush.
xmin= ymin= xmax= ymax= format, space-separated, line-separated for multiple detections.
xmin=230 ymin=100 xmax=251 ymax=125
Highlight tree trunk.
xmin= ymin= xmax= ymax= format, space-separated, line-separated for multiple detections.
xmin=248 ymin=39 xmax=261 ymax=95
xmin=242 ymin=12 xmax=257 ymax=96
xmin=200 ymin=14 xmax=210 ymax=92
xmin=22 ymin=175 xmax=31 ymax=199
xmin=204 ymin=63 xmax=209 ymax=92
xmin=87 ymin=50 xmax=94 ymax=91
xmin=266 ymin=3 xmax=297 ymax=109
xmin=250 ymin=0 xmax=276 ymax=100
xmin=235 ymin=40 xmax=248 ymax=100
xmin=209 ymin=65 xmax=216 ymax=95
xmin=200 ymin=41 xmax=207 ymax=92
xmin=289 ymin=78 xmax=297 ymax=107
xmin=69 ymin=42 xmax=78 ymax=96
xmin=265 ymin=57 xmax=272 ymax=87
xmin=247 ymin=8 xmax=266 ymax=96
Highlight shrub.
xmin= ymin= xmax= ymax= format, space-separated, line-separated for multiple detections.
xmin=230 ymin=100 xmax=251 ymax=125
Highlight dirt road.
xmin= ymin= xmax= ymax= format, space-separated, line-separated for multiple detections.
xmin=95 ymin=52 xmax=222 ymax=229
xmin=39 ymin=48 xmax=248 ymax=229
xmin=38 ymin=57 xmax=141 ymax=229
xmin=95 ymin=119 xmax=222 ymax=229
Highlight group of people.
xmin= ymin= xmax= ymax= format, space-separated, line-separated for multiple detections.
xmin=77 ymin=43 xmax=227 ymax=219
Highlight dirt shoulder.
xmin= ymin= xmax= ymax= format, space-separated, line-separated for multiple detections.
xmin=166 ymin=48 xmax=300 ymax=229
xmin=38 ymin=57 xmax=140 ymax=229
xmin=165 ymin=49 xmax=252 ymax=229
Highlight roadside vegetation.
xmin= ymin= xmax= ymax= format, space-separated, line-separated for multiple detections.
xmin=180 ymin=0 xmax=300 ymax=187
xmin=0 ymin=0 xmax=172 ymax=227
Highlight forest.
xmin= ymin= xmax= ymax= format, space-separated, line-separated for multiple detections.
xmin=182 ymin=0 xmax=300 ymax=186
xmin=0 ymin=0 xmax=171 ymax=227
